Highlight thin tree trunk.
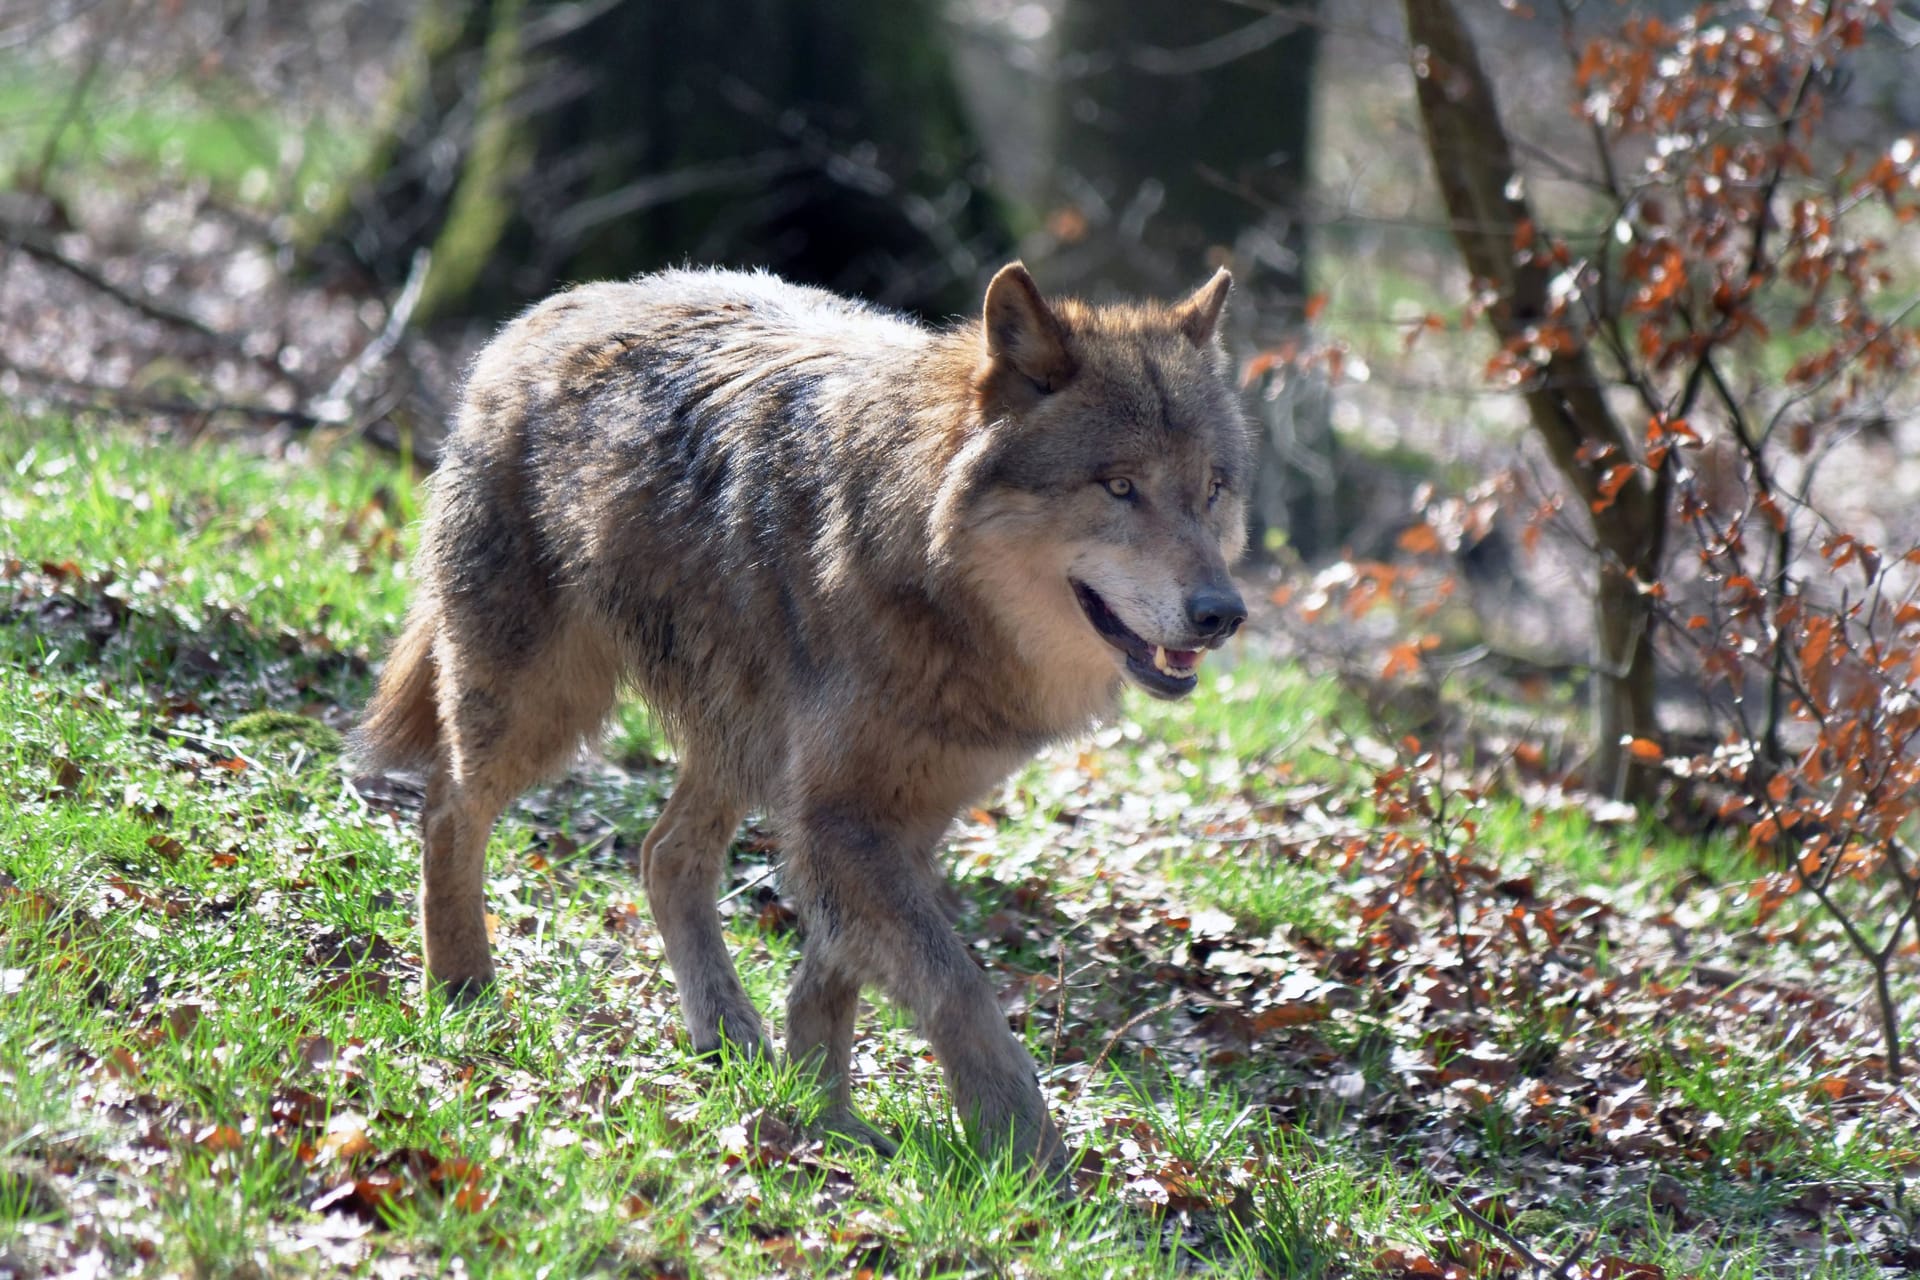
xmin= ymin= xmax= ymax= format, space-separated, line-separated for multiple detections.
xmin=1403 ymin=0 xmax=1664 ymax=800
xmin=1593 ymin=561 xmax=1659 ymax=798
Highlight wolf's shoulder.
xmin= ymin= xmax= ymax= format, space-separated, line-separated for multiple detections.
xmin=639 ymin=267 xmax=897 ymax=317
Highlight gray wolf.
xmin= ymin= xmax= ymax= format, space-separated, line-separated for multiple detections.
xmin=356 ymin=262 xmax=1251 ymax=1171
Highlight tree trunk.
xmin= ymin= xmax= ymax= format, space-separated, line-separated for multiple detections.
xmin=1593 ymin=560 xmax=1660 ymax=798
xmin=306 ymin=0 xmax=1007 ymax=323
xmin=1402 ymin=0 xmax=1664 ymax=801
xmin=1048 ymin=0 xmax=1322 ymax=559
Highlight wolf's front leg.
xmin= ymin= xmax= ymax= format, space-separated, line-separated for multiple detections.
xmin=786 ymin=950 xmax=898 ymax=1155
xmin=784 ymin=807 xmax=1066 ymax=1173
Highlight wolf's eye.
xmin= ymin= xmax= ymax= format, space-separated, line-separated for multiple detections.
xmin=1103 ymin=477 xmax=1135 ymax=499
xmin=1207 ymin=477 xmax=1225 ymax=506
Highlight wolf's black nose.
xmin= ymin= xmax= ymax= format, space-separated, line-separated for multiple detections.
xmin=1186 ymin=587 xmax=1247 ymax=641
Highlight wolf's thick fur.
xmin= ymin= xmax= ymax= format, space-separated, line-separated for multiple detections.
xmin=359 ymin=263 xmax=1250 ymax=1169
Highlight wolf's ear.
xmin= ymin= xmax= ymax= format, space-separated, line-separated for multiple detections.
xmin=1174 ymin=267 xmax=1233 ymax=347
xmin=982 ymin=262 xmax=1074 ymax=393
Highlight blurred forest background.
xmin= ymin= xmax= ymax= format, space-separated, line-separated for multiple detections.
xmin=5 ymin=0 xmax=1918 ymax=755
xmin=8 ymin=0 xmax=1920 ymax=895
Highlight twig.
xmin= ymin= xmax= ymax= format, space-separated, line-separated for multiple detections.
xmin=26 ymin=1 xmax=116 ymax=193
xmin=1127 ymin=9 xmax=1309 ymax=76
xmin=1200 ymin=1104 xmax=1257 ymax=1168
xmin=3 ymin=225 xmax=224 ymax=341
xmin=516 ymin=0 xmax=624 ymax=50
xmin=716 ymin=865 xmax=777 ymax=906
xmin=0 ymin=0 xmax=109 ymax=54
xmin=153 ymin=727 xmax=267 ymax=774
xmin=1075 ymin=997 xmax=1183 ymax=1095
xmin=1449 ymin=1193 xmax=1552 ymax=1273
xmin=551 ymin=152 xmax=803 ymax=245
xmin=309 ymin=247 xmax=430 ymax=427
xmin=1549 ymin=1226 xmax=1602 ymax=1279
xmin=1052 ymin=938 xmax=1069 ymax=1063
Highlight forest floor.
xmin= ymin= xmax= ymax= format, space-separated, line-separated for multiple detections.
xmin=2 ymin=416 xmax=1916 ymax=1278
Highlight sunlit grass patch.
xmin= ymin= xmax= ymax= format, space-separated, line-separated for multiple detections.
xmin=2 ymin=417 xmax=416 ymax=650
xmin=1126 ymin=657 xmax=1355 ymax=790
xmin=1472 ymin=799 xmax=1752 ymax=904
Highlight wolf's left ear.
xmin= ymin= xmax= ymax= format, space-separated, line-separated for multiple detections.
xmin=982 ymin=262 xmax=1075 ymax=393
xmin=1174 ymin=267 xmax=1233 ymax=348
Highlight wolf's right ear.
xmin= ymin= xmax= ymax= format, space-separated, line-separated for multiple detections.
xmin=1174 ymin=267 xmax=1233 ymax=348
xmin=982 ymin=262 xmax=1075 ymax=393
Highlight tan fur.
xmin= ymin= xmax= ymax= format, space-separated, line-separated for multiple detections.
xmin=356 ymin=262 xmax=1251 ymax=1172
xmin=355 ymin=608 xmax=439 ymax=773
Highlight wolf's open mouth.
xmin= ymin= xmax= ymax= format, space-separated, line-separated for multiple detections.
xmin=1070 ymin=580 xmax=1202 ymax=699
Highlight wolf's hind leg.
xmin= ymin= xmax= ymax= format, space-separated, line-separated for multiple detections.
xmin=423 ymin=620 xmax=622 ymax=995
xmin=421 ymin=756 xmax=508 ymax=996
xmin=640 ymin=766 xmax=765 ymax=1057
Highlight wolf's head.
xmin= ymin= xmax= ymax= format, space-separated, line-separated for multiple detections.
xmin=938 ymin=262 xmax=1253 ymax=705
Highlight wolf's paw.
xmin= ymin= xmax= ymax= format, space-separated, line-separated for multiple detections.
xmin=689 ymin=1006 xmax=771 ymax=1061
xmin=811 ymin=1107 xmax=899 ymax=1158
xmin=690 ymin=1033 xmax=771 ymax=1062
xmin=429 ymin=969 xmax=496 ymax=1006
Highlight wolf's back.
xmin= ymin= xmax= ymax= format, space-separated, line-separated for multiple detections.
xmin=473 ymin=269 xmax=946 ymax=594
xmin=362 ymin=270 xmax=959 ymax=786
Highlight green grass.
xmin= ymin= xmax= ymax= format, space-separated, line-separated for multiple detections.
xmin=1 ymin=415 xmax=1911 ymax=1278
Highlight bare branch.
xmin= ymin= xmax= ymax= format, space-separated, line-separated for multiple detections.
xmin=2 ymin=223 xmax=224 ymax=342
xmin=308 ymin=248 xmax=432 ymax=428
xmin=1128 ymin=9 xmax=1310 ymax=76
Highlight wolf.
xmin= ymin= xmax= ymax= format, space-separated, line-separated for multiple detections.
xmin=356 ymin=261 xmax=1251 ymax=1170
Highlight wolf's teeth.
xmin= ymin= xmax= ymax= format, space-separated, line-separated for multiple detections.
xmin=1152 ymin=645 xmax=1200 ymax=677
